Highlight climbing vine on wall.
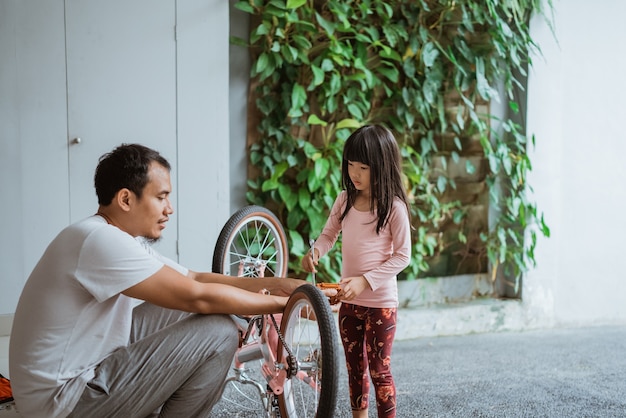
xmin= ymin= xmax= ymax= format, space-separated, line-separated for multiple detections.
xmin=232 ymin=0 xmax=551 ymax=295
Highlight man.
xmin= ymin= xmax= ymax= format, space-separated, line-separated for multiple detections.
xmin=9 ymin=144 xmax=306 ymax=418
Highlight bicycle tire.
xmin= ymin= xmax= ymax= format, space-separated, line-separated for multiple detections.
xmin=212 ymin=205 xmax=288 ymax=277
xmin=277 ymin=284 xmax=339 ymax=418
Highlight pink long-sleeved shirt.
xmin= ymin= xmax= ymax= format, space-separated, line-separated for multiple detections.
xmin=314 ymin=191 xmax=411 ymax=308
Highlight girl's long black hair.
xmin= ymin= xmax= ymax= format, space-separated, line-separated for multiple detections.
xmin=340 ymin=125 xmax=411 ymax=234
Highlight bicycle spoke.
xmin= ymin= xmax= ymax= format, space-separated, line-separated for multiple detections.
xmin=279 ymin=300 xmax=325 ymax=417
xmin=213 ymin=207 xmax=308 ymax=416
xmin=222 ymin=220 xmax=282 ymax=278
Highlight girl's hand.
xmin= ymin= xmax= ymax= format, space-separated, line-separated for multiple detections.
xmin=301 ymin=248 xmax=320 ymax=273
xmin=338 ymin=275 xmax=370 ymax=301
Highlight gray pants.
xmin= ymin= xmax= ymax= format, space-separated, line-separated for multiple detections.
xmin=68 ymin=303 xmax=239 ymax=418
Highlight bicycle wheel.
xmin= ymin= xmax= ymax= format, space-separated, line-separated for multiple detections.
xmin=213 ymin=205 xmax=288 ymax=277
xmin=277 ymin=284 xmax=339 ymax=418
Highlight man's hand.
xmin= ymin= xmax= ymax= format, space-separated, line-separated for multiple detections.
xmin=263 ymin=277 xmax=307 ymax=296
xmin=317 ymin=283 xmax=341 ymax=305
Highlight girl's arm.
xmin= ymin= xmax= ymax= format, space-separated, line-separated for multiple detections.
xmin=301 ymin=192 xmax=346 ymax=272
xmin=360 ymin=200 xmax=411 ymax=291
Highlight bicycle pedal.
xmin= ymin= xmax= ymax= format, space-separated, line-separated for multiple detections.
xmin=316 ymin=282 xmax=341 ymax=290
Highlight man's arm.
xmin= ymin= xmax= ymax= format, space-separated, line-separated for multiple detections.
xmin=188 ymin=271 xmax=307 ymax=297
xmin=122 ymin=265 xmax=289 ymax=315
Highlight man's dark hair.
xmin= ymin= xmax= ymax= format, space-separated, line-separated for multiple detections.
xmin=94 ymin=143 xmax=171 ymax=205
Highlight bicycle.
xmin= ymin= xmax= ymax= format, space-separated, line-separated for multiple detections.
xmin=212 ymin=205 xmax=340 ymax=418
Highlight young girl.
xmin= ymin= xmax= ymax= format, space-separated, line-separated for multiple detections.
xmin=302 ymin=125 xmax=411 ymax=418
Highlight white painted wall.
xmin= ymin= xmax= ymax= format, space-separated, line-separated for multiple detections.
xmin=0 ymin=1 xmax=70 ymax=317
xmin=229 ymin=0 xmax=251 ymax=212
xmin=0 ymin=0 xmax=230 ymax=321
xmin=176 ymin=0 xmax=231 ymax=271
xmin=524 ymin=0 xmax=626 ymax=326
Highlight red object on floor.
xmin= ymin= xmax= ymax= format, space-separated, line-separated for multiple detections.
xmin=0 ymin=374 xmax=12 ymax=404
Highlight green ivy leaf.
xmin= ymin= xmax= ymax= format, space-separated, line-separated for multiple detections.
xmin=311 ymin=65 xmax=325 ymax=87
xmin=404 ymin=112 xmax=414 ymax=128
xmin=453 ymin=210 xmax=464 ymax=224
xmin=315 ymin=12 xmax=335 ymax=36
xmin=279 ymin=183 xmax=298 ymax=211
xmin=347 ymin=103 xmax=363 ymax=120
xmin=234 ymin=1 xmax=254 ymax=14
xmin=475 ymin=57 xmax=498 ymax=101
xmin=302 ymin=142 xmax=318 ymax=158
xmin=307 ymin=114 xmax=328 ymax=126
xmin=255 ymin=52 xmax=269 ymax=75
xmin=291 ymin=83 xmax=306 ymax=110
xmin=307 ymin=170 xmax=320 ymax=192
xmin=314 ymin=158 xmax=330 ymax=178
xmin=262 ymin=178 xmax=279 ymax=192
xmin=436 ymin=176 xmax=446 ymax=193
xmin=466 ymin=160 xmax=476 ymax=174
xmin=379 ymin=45 xmax=402 ymax=62
xmin=364 ymin=26 xmax=380 ymax=42
xmin=454 ymin=136 xmax=462 ymax=150
xmin=286 ymin=154 xmax=298 ymax=166
xmin=321 ymin=58 xmax=334 ymax=72
xmin=329 ymin=72 xmax=341 ymax=94
xmin=336 ymin=118 xmax=361 ymax=129
xmin=289 ymin=229 xmax=305 ymax=256
xmin=422 ymin=42 xmax=440 ymax=67
xmin=298 ymin=187 xmax=311 ymax=209
xmin=378 ymin=64 xmax=399 ymax=83
xmin=355 ymin=33 xmax=372 ymax=43
xmin=286 ymin=0 xmax=306 ymax=9
xmin=287 ymin=209 xmax=303 ymax=230
xmin=423 ymin=78 xmax=438 ymax=106
xmin=273 ymin=161 xmax=288 ymax=177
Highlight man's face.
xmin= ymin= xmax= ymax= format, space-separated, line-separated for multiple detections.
xmin=130 ymin=162 xmax=173 ymax=240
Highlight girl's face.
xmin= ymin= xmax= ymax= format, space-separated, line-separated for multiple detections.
xmin=347 ymin=160 xmax=371 ymax=194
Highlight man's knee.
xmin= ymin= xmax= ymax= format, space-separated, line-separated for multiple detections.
xmin=216 ymin=315 xmax=239 ymax=353
xmin=192 ymin=314 xmax=239 ymax=354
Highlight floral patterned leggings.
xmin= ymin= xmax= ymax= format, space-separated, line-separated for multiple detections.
xmin=339 ymin=303 xmax=397 ymax=418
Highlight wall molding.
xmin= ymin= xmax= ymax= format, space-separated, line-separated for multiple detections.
xmin=0 ymin=315 xmax=13 ymax=337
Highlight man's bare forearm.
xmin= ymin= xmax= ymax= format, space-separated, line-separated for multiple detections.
xmin=190 ymin=271 xmax=306 ymax=296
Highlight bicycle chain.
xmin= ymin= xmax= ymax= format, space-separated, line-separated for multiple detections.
xmin=269 ymin=313 xmax=298 ymax=377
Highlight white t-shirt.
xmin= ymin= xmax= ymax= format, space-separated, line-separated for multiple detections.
xmin=9 ymin=215 xmax=188 ymax=418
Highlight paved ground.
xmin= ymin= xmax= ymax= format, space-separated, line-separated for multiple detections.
xmin=210 ymin=324 xmax=626 ymax=417
xmin=2 ymin=324 xmax=624 ymax=417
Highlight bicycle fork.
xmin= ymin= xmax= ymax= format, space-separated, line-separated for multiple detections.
xmin=309 ymin=238 xmax=317 ymax=286
xmin=230 ymin=315 xmax=289 ymax=417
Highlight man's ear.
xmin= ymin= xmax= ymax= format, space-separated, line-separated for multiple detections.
xmin=116 ymin=188 xmax=134 ymax=212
